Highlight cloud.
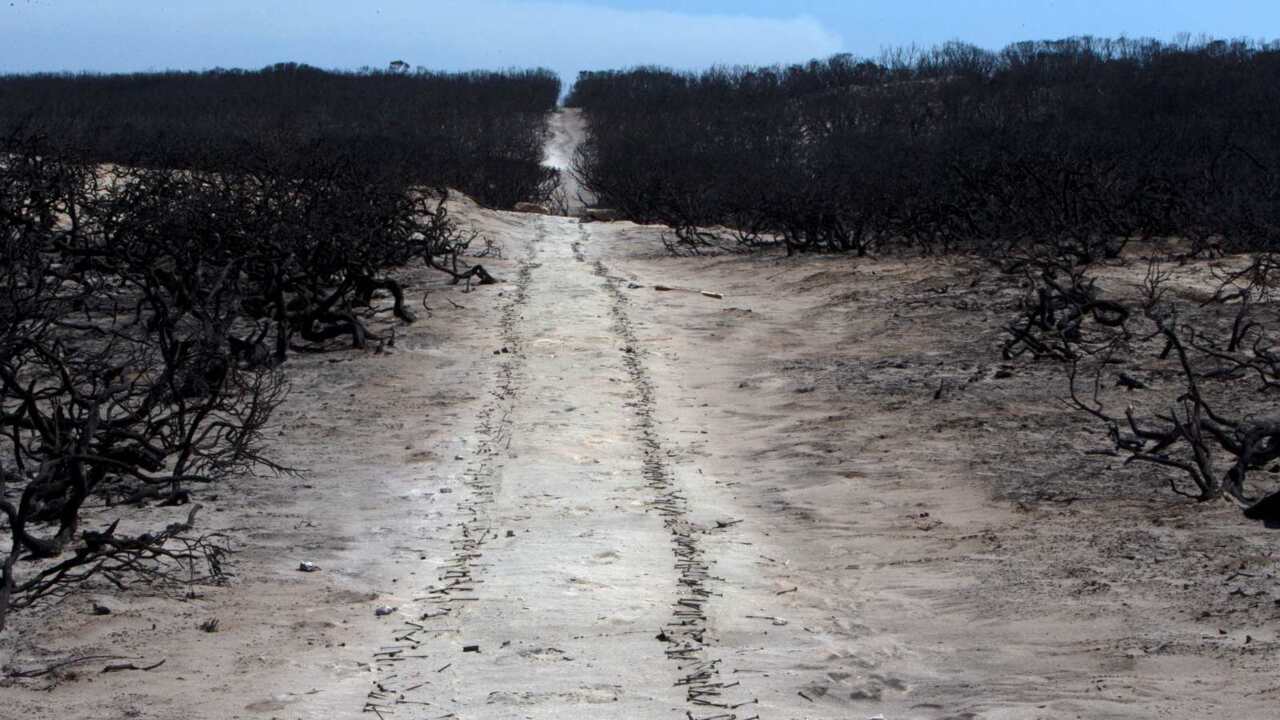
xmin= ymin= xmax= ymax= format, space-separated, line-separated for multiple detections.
xmin=0 ymin=0 xmax=845 ymax=79
xmin=423 ymin=1 xmax=845 ymax=74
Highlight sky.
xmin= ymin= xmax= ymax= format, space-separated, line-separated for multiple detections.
xmin=1 ymin=0 xmax=1277 ymax=83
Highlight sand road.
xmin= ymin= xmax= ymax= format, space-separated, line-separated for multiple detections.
xmin=346 ymin=214 xmax=762 ymax=718
xmin=3 ymin=115 xmax=1278 ymax=720
xmin=541 ymin=108 xmax=592 ymax=213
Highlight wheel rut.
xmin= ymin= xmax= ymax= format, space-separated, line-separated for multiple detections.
xmin=361 ymin=216 xmax=755 ymax=719
xmin=593 ymin=247 xmax=760 ymax=720
xmin=363 ymin=223 xmax=541 ymax=718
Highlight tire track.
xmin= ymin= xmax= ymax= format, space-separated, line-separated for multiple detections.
xmin=363 ymin=220 xmax=541 ymax=718
xmin=592 ymin=250 xmax=759 ymax=720
xmin=571 ymin=223 xmax=587 ymax=263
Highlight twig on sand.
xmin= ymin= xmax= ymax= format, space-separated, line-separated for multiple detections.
xmin=5 ymin=655 xmax=130 ymax=679
xmin=653 ymin=284 xmax=725 ymax=299
xmin=101 ymin=659 xmax=166 ymax=673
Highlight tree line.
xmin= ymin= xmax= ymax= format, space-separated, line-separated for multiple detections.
xmin=568 ymin=36 xmax=1279 ymax=258
xmin=0 ymin=64 xmax=562 ymax=208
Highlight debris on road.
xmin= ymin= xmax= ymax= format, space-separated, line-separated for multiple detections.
xmin=101 ymin=659 xmax=166 ymax=674
xmin=653 ymin=283 xmax=725 ymax=299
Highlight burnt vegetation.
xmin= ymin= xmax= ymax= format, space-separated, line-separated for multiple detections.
xmin=0 ymin=64 xmax=561 ymax=209
xmin=0 ymin=65 xmax=559 ymax=628
xmin=570 ymin=36 xmax=1280 ymax=520
xmin=570 ymin=36 xmax=1278 ymax=258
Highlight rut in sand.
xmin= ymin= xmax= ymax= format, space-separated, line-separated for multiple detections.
xmin=360 ymin=212 xmax=756 ymax=718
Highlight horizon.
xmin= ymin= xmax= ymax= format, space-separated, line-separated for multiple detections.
xmin=2 ymin=1 xmax=1277 ymax=85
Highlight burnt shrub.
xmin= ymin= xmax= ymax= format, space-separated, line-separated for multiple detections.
xmin=0 ymin=64 xmax=562 ymax=208
xmin=0 ymin=127 xmax=491 ymax=627
xmin=569 ymin=37 xmax=1280 ymax=257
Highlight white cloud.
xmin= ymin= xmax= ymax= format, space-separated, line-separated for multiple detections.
xmin=419 ymin=1 xmax=845 ymax=73
xmin=0 ymin=0 xmax=845 ymax=79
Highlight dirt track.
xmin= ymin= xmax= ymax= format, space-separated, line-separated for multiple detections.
xmin=3 ymin=120 xmax=1279 ymax=720
xmin=543 ymin=109 xmax=592 ymax=213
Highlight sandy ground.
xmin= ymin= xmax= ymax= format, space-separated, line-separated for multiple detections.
xmin=3 ymin=133 xmax=1279 ymax=720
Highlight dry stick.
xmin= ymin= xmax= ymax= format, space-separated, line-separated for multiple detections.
xmin=653 ymin=284 xmax=725 ymax=299
xmin=5 ymin=655 xmax=131 ymax=679
xmin=101 ymin=659 xmax=166 ymax=673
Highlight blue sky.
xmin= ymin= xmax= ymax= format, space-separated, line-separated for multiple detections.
xmin=1 ymin=1 xmax=1276 ymax=81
